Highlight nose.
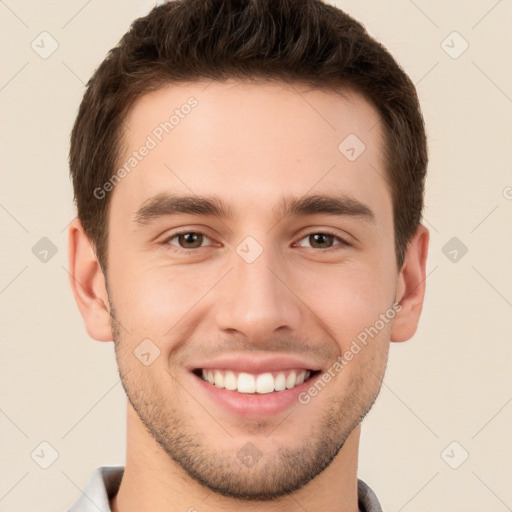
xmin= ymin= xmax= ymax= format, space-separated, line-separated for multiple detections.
xmin=214 ymin=241 xmax=302 ymax=344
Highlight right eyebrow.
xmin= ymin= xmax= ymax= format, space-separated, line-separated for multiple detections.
xmin=134 ymin=193 xmax=234 ymax=225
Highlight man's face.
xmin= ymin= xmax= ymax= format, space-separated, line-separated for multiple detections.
xmin=106 ymin=80 xmax=398 ymax=499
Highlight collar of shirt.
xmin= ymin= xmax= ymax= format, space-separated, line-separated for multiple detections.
xmin=67 ymin=466 xmax=383 ymax=512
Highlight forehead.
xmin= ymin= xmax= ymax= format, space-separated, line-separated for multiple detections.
xmin=111 ymin=79 xmax=391 ymax=224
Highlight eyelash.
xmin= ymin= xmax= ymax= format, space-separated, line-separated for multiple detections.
xmin=161 ymin=229 xmax=351 ymax=254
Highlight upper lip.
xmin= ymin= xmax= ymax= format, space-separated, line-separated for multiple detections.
xmin=190 ymin=355 xmax=322 ymax=374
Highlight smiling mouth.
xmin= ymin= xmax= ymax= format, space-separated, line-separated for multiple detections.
xmin=192 ymin=368 xmax=321 ymax=394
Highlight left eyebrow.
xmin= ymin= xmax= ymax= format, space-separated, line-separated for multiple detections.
xmin=133 ymin=192 xmax=375 ymax=225
xmin=275 ymin=193 xmax=376 ymax=223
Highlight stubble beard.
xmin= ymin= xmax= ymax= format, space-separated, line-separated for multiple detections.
xmin=108 ymin=296 xmax=388 ymax=501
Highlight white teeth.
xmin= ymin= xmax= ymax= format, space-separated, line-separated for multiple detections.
xmin=274 ymin=372 xmax=286 ymax=391
xmin=256 ymin=373 xmax=274 ymax=394
xmin=214 ymin=370 xmax=224 ymax=388
xmin=285 ymin=372 xmax=296 ymax=389
xmin=237 ymin=372 xmax=256 ymax=393
xmin=224 ymin=371 xmax=237 ymax=390
xmin=199 ymin=369 xmax=311 ymax=393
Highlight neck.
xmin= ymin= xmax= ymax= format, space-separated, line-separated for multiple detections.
xmin=111 ymin=403 xmax=362 ymax=512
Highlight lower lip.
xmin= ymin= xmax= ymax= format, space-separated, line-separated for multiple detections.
xmin=191 ymin=372 xmax=318 ymax=419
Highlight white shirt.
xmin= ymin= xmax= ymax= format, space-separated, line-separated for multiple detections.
xmin=67 ymin=466 xmax=383 ymax=511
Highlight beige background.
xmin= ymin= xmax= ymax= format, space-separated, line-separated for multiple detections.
xmin=1 ymin=0 xmax=511 ymax=510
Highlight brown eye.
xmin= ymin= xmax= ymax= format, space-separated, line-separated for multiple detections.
xmin=166 ymin=232 xmax=210 ymax=250
xmin=308 ymin=233 xmax=335 ymax=249
xmin=178 ymin=233 xmax=204 ymax=248
xmin=296 ymin=232 xmax=347 ymax=250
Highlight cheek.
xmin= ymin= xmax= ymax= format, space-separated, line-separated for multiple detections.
xmin=294 ymin=261 xmax=395 ymax=344
xmin=110 ymin=263 xmax=218 ymax=339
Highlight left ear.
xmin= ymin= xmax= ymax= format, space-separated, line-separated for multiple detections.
xmin=391 ymin=224 xmax=429 ymax=342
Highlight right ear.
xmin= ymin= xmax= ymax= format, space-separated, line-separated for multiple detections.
xmin=67 ymin=218 xmax=113 ymax=342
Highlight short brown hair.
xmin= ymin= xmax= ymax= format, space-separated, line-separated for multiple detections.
xmin=69 ymin=0 xmax=427 ymax=273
